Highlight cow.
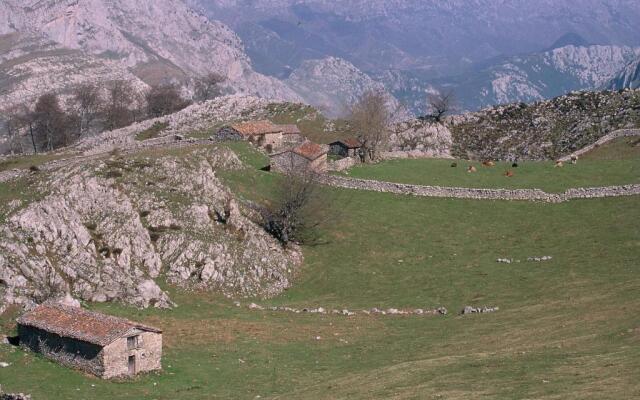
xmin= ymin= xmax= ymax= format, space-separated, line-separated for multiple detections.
xmin=467 ymin=165 xmax=477 ymax=173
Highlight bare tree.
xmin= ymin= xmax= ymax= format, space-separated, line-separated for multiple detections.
xmin=3 ymin=105 xmax=28 ymax=154
xmin=104 ymin=80 xmax=137 ymax=130
xmin=348 ymin=90 xmax=391 ymax=163
xmin=33 ymin=93 xmax=74 ymax=151
xmin=259 ymin=166 xmax=326 ymax=246
xmin=71 ymin=83 xmax=102 ymax=137
xmin=426 ymin=89 xmax=457 ymax=122
xmin=145 ymin=83 xmax=191 ymax=118
xmin=194 ymin=72 xmax=226 ymax=102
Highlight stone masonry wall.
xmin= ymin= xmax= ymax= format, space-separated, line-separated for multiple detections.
xmin=319 ymin=175 xmax=640 ymax=203
xmin=102 ymin=332 xmax=162 ymax=379
xmin=558 ymin=128 xmax=640 ymax=161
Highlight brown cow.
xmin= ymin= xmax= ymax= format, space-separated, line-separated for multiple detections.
xmin=555 ymin=161 xmax=564 ymax=168
xmin=504 ymin=170 xmax=514 ymax=177
xmin=482 ymin=161 xmax=496 ymax=167
xmin=467 ymin=166 xmax=477 ymax=173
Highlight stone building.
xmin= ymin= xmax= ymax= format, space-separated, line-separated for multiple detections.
xmin=277 ymin=124 xmax=304 ymax=144
xmin=17 ymin=303 xmax=162 ymax=379
xmin=329 ymin=139 xmax=362 ymax=158
xmin=217 ymin=120 xmax=283 ymax=149
xmin=270 ymin=141 xmax=328 ymax=173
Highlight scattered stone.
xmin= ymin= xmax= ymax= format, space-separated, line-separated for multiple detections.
xmin=527 ymin=256 xmax=553 ymax=262
xmin=0 ymin=362 xmax=10 ymax=368
xmin=248 ymin=303 xmax=263 ymax=310
xmin=497 ymin=258 xmax=513 ymax=264
xmin=461 ymin=306 xmax=499 ymax=315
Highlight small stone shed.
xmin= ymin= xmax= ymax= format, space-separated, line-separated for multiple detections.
xmin=17 ymin=303 xmax=162 ymax=379
xmin=217 ymin=120 xmax=283 ymax=149
xmin=278 ymin=124 xmax=304 ymax=144
xmin=329 ymin=139 xmax=362 ymax=158
xmin=270 ymin=141 xmax=328 ymax=173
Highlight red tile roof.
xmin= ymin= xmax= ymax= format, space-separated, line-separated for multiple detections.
xmin=17 ymin=303 xmax=161 ymax=346
xmin=230 ymin=120 xmax=281 ymax=136
xmin=292 ymin=141 xmax=327 ymax=160
xmin=332 ymin=138 xmax=362 ymax=149
xmin=277 ymin=124 xmax=302 ymax=135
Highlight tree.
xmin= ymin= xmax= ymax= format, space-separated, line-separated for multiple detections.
xmin=33 ymin=93 xmax=74 ymax=151
xmin=71 ymin=83 xmax=102 ymax=137
xmin=145 ymin=83 xmax=191 ymax=118
xmin=259 ymin=166 xmax=326 ymax=246
xmin=426 ymin=89 xmax=457 ymax=122
xmin=104 ymin=80 xmax=137 ymax=130
xmin=194 ymin=72 xmax=226 ymax=102
xmin=348 ymin=90 xmax=391 ymax=163
xmin=3 ymin=105 xmax=28 ymax=154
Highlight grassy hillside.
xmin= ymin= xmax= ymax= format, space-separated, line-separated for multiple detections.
xmin=341 ymin=154 xmax=639 ymax=193
xmin=1 ymin=143 xmax=639 ymax=399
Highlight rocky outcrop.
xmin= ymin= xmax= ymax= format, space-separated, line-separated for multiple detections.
xmin=386 ymin=119 xmax=453 ymax=158
xmin=606 ymin=57 xmax=640 ymax=90
xmin=450 ymin=89 xmax=640 ymax=160
xmin=0 ymin=147 xmax=302 ymax=311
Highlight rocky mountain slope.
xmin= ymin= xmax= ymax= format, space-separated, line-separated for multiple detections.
xmin=450 ymin=89 xmax=640 ymax=160
xmin=0 ymin=145 xmax=302 ymax=311
xmin=285 ymin=57 xmax=406 ymax=119
xmin=606 ymin=57 xmax=640 ymax=90
xmin=0 ymin=0 xmax=301 ymax=110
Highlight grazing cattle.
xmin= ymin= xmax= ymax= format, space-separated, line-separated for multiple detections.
xmin=570 ymin=154 xmax=578 ymax=164
xmin=512 ymin=162 xmax=519 ymax=168
xmin=451 ymin=162 xmax=458 ymax=168
xmin=482 ymin=161 xmax=496 ymax=167
xmin=555 ymin=161 xmax=564 ymax=168
xmin=504 ymin=170 xmax=514 ymax=177
xmin=467 ymin=166 xmax=477 ymax=173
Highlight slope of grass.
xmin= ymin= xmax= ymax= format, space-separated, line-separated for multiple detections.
xmin=580 ymin=136 xmax=640 ymax=160
xmin=0 ymin=152 xmax=71 ymax=172
xmin=1 ymin=142 xmax=639 ymax=399
xmin=341 ymin=157 xmax=640 ymax=193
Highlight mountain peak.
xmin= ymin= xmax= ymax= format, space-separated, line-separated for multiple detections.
xmin=547 ymin=32 xmax=591 ymax=51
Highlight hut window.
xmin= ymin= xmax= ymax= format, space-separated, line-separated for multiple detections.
xmin=127 ymin=335 xmax=139 ymax=350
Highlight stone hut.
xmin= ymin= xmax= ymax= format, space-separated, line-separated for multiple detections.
xmin=17 ymin=303 xmax=162 ymax=379
xmin=217 ymin=120 xmax=284 ymax=150
xmin=270 ymin=141 xmax=328 ymax=173
xmin=277 ymin=124 xmax=304 ymax=144
xmin=329 ymin=139 xmax=362 ymax=158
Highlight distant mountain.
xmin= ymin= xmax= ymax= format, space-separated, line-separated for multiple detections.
xmin=378 ymin=44 xmax=640 ymax=113
xmin=606 ymin=57 xmax=640 ymax=89
xmin=194 ymin=0 xmax=640 ymax=77
xmin=0 ymin=0 xmax=301 ymax=110
xmin=285 ymin=57 xmax=406 ymax=118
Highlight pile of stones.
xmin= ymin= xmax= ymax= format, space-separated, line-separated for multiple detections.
xmin=461 ymin=306 xmax=500 ymax=315
xmin=246 ymin=303 xmax=448 ymax=317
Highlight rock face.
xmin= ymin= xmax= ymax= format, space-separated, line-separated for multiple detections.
xmin=0 ymin=0 xmax=301 ymax=110
xmin=0 ymin=147 xmax=302 ymax=311
xmin=387 ymin=119 xmax=453 ymax=158
xmin=450 ymin=89 xmax=640 ymax=160
xmin=606 ymin=57 xmax=640 ymax=90
xmin=286 ymin=57 xmax=407 ymax=120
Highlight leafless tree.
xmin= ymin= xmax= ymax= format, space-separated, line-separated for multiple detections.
xmin=348 ymin=90 xmax=391 ymax=163
xmin=33 ymin=93 xmax=74 ymax=151
xmin=3 ymin=105 xmax=28 ymax=154
xmin=71 ymin=83 xmax=102 ymax=137
xmin=145 ymin=83 xmax=191 ymax=118
xmin=260 ymin=166 xmax=327 ymax=246
xmin=426 ymin=89 xmax=457 ymax=122
xmin=194 ymin=72 xmax=226 ymax=102
xmin=104 ymin=80 xmax=137 ymax=130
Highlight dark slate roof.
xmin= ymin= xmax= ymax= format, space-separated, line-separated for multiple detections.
xmin=331 ymin=138 xmax=362 ymax=149
xmin=17 ymin=303 xmax=161 ymax=346
xmin=229 ymin=120 xmax=281 ymax=136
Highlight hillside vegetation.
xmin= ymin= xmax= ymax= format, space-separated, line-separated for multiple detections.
xmin=1 ymin=142 xmax=639 ymax=399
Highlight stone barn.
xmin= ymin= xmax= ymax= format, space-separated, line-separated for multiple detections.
xmin=17 ymin=303 xmax=162 ymax=379
xmin=270 ymin=141 xmax=328 ymax=174
xmin=277 ymin=124 xmax=304 ymax=144
xmin=329 ymin=139 xmax=362 ymax=158
xmin=217 ymin=120 xmax=284 ymax=150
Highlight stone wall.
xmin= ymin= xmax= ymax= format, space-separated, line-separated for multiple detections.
xmin=328 ymin=156 xmax=358 ymax=172
xmin=319 ymin=175 xmax=640 ymax=203
xmin=558 ymin=128 xmax=640 ymax=161
xmin=102 ymin=331 xmax=162 ymax=379
xmin=18 ymin=325 xmax=104 ymax=376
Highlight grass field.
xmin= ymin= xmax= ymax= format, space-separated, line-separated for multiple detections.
xmin=340 ymin=138 xmax=640 ymax=193
xmin=1 ymin=143 xmax=639 ymax=399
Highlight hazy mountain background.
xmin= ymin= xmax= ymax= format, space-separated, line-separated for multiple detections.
xmin=1 ymin=0 xmax=639 ymax=120
xmin=191 ymin=0 xmax=640 ymax=113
